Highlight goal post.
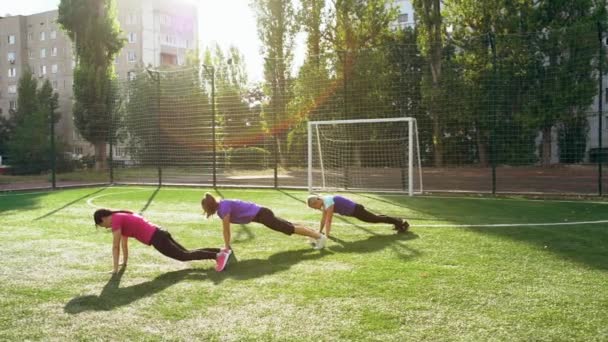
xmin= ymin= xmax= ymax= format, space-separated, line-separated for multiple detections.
xmin=308 ymin=117 xmax=423 ymax=195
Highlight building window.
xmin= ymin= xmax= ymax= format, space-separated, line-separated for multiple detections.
xmin=9 ymin=100 xmax=16 ymax=111
xmin=41 ymin=48 xmax=46 ymax=58
xmin=74 ymin=146 xmax=83 ymax=155
xmin=28 ymin=50 xmax=33 ymax=59
xmin=127 ymin=71 xmax=136 ymax=80
xmin=160 ymin=14 xmax=172 ymax=26
xmin=7 ymin=52 xmax=16 ymax=63
xmin=52 ymin=80 xmax=58 ymax=88
xmin=51 ymin=64 xmax=58 ymax=74
xmin=50 ymin=30 xmax=56 ymax=39
xmin=115 ymin=147 xmax=127 ymax=157
xmin=40 ymin=65 xmax=47 ymax=75
xmin=398 ymin=13 xmax=409 ymax=24
xmin=72 ymin=59 xmax=76 ymax=69
xmin=8 ymin=35 xmax=16 ymax=44
xmin=127 ymin=13 xmax=137 ymax=25
xmin=127 ymin=51 xmax=137 ymax=62
xmin=51 ymin=47 xmax=57 ymax=56
xmin=128 ymin=32 xmax=136 ymax=43
xmin=40 ymin=31 xmax=46 ymax=41
xmin=8 ymin=68 xmax=17 ymax=78
xmin=8 ymin=85 xmax=17 ymax=94
xmin=28 ymin=33 xmax=33 ymax=41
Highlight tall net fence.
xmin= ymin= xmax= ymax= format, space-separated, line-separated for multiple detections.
xmin=2 ymin=23 xmax=608 ymax=195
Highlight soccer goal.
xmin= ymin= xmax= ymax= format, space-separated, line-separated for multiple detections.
xmin=308 ymin=117 xmax=423 ymax=195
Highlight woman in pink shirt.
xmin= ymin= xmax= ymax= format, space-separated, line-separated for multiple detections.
xmin=93 ymin=209 xmax=233 ymax=273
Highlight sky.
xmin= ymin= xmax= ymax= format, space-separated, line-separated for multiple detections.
xmin=1 ymin=0 xmax=283 ymax=82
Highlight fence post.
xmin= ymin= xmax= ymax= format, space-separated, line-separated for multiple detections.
xmin=272 ymin=58 xmax=279 ymax=189
xmin=598 ymin=22 xmax=604 ymax=196
xmin=108 ymin=80 xmax=114 ymax=185
xmin=342 ymin=50 xmax=349 ymax=189
xmin=146 ymin=69 xmax=162 ymax=187
xmin=109 ymin=114 xmax=114 ymax=185
xmin=50 ymin=98 xmax=56 ymax=189
xmin=489 ymin=32 xmax=498 ymax=195
xmin=202 ymin=65 xmax=217 ymax=187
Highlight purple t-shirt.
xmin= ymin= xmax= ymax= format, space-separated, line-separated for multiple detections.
xmin=217 ymin=199 xmax=262 ymax=224
xmin=324 ymin=195 xmax=357 ymax=216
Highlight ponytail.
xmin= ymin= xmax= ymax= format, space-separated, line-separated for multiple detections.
xmin=201 ymin=192 xmax=219 ymax=217
xmin=93 ymin=209 xmax=133 ymax=225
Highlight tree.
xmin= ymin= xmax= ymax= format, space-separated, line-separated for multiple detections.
xmin=58 ymin=0 xmax=125 ymax=170
xmin=0 ymin=116 xmax=12 ymax=161
xmin=204 ymin=44 xmax=258 ymax=150
xmin=412 ymin=0 xmax=445 ymax=166
xmin=252 ymin=0 xmax=299 ymax=166
xmin=523 ymin=1 xmax=605 ymax=165
xmin=7 ymin=74 xmax=59 ymax=174
xmin=445 ymin=0 xmax=606 ymax=166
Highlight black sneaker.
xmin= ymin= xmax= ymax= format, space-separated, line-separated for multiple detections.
xmin=396 ymin=220 xmax=410 ymax=234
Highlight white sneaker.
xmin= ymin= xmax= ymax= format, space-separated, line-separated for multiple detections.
xmin=314 ymin=234 xmax=327 ymax=250
xmin=308 ymin=237 xmax=317 ymax=247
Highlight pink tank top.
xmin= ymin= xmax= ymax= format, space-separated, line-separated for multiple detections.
xmin=111 ymin=213 xmax=157 ymax=245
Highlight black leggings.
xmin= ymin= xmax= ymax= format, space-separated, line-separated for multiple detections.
xmin=352 ymin=204 xmax=402 ymax=227
xmin=150 ymin=229 xmax=219 ymax=261
xmin=252 ymin=207 xmax=295 ymax=235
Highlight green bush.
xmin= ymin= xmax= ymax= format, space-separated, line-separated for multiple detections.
xmin=226 ymin=147 xmax=271 ymax=169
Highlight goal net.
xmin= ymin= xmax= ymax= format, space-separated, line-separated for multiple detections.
xmin=308 ymin=117 xmax=422 ymax=195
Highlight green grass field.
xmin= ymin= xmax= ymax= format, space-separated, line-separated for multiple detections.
xmin=1 ymin=186 xmax=607 ymax=341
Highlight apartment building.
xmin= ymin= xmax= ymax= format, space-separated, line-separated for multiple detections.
xmin=0 ymin=0 xmax=198 ymax=157
xmin=394 ymin=0 xmax=415 ymax=29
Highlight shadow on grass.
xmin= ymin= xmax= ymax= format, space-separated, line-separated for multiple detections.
xmin=207 ymin=231 xmax=419 ymax=285
xmin=64 ymin=267 xmax=210 ymax=313
xmin=276 ymin=189 xmax=306 ymax=204
xmin=138 ymin=186 xmax=160 ymax=215
xmin=0 ymin=191 xmax=48 ymax=214
xmin=33 ymin=188 xmax=107 ymax=221
xmin=64 ymin=229 xmax=419 ymax=312
xmin=382 ymin=195 xmax=608 ymax=271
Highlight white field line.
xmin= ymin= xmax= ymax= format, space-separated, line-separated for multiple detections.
xmin=86 ymin=191 xmax=608 ymax=228
xmin=3 ymin=186 xmax=606 ymax=229
xmin=412 ymin=220 xmax=608 ymax=228
xmin=86 ymin=189 xmax=152 ymax=209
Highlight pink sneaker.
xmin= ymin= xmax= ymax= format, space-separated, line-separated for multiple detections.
xmin=215 ymin=249 xmax=231 ymax=272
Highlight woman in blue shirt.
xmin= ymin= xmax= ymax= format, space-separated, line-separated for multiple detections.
xmin=306 ymin=194 xmax=409 ymax=237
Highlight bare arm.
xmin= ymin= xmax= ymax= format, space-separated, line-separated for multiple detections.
xmin=112 ymin=229 xmax=122 ymax=273
xmin=121 ymin=236 xmax=129 ymax=267
xmin=222 ymin=214 xmax=232 ymax=250
xmin=324 ymin=205 xmax=334 ymax=237
xmin=319 ymin=210 xmax=326 ymax=233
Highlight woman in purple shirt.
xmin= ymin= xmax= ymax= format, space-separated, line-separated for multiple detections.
xmin=201 ymin=193 xmax=327 ymax=250
xmin=94 ymin=209 xmax=233 ymax=273
xmin=306 ymin=195 xmax=409 ymax=238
